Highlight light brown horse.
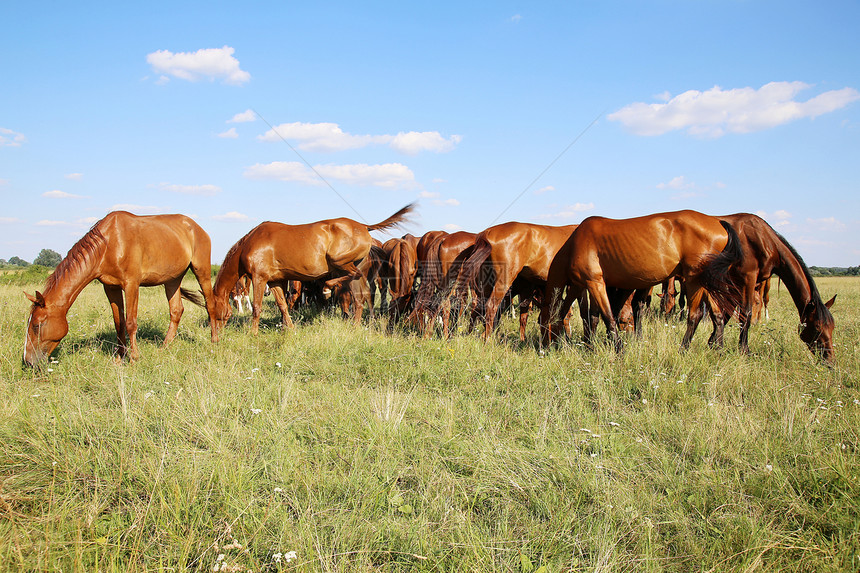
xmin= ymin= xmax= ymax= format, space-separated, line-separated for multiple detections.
xmin=23 ymin=211 xmax=216 ymax=365
xmin=540 ymin=210 xmax=743 ymax=350
xmin=714 ymin=213 xmax=835 ymax=363
xmin=212 ymin=204 xmax=414 ymax=336
xmin=457 ymin=222 xmax=578 ymax=341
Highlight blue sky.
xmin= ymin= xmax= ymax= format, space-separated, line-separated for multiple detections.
xmin=2 ymin=1 xmax=859 ymax=266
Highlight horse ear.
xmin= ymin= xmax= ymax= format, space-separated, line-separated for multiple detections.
xmin=824 ymin=295 xmax=836 ymax=309
xmin=24 ymin=291 xmax=45 ymax=306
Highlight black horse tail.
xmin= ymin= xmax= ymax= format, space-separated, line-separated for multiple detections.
xmin=181 ymin=287 xmax=207 ymax=308
xmin=699 ymin=220 xmax=745 ymax=313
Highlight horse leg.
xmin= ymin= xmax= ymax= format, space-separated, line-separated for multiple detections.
xmin=250 ymin=277 xmax=268 ymax=335
xmin=680 ymin=284 xmax=709 ymax=350
xmin=631 ymin=289 xmax=650 ymax=337
xmin=586 ymin=281 xmax=622 ymax=351
xmin=162 ymin=277 xmax=184 ymax=345
xmin=103 ymin=284 xmax=127 ymax=359
xmin=269 ymin=284 xmax=295 ymax=329
xmin=189 ymin=256 xmax=217 ymax=342
xmin=122 ymin=285 xmax=142 ymax=361
xmin=518 ymin=297 xmax=532 ymax=342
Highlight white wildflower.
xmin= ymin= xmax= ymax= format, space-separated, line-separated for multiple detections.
xmin=251 ymin=408 xmax=262 ymax=415
xmin=276 ymin=362 xmax=282 ymax=368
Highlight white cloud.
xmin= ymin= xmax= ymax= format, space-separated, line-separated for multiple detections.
xmin=609 ymin=81 xmax=860 ymax=137
xmin=218 ymin=127 xmax=239 ymax=139
xmin=443 ymin=223 xmax=462 ymax=231
xmin=534 ymin=185 xmax=555 ymax=195
xmin=258 ymin=121 xmax=461 ymax=154
xmin=656 ymin=176 xmax=694 ymax=190
xmin=146 ymin=46 xmax=250 ymax=85
xmin=0 ymin=127 xmax=26 ymax=147
xmin=157 ymin=183 xmax=222 ymax=196
xmin=389 ymin=131 xmax=462 ymax=155
xmin=228 ymin=109 xmax=257 ymax=123
xmin=806 ymin=216 xmax=846 ymax=232
xmin=0 ymin=217 xmax=21 ymax=224
xmin=43 ymin=190 xmax=85 ymax=199
xmin=511 ymin=14 xmax=522 ymax=23
xmin=432 ymin=198 xmax=460 ymax=207
xmin=755 ymin=209 xmax=792 ymax=228
xmin=537 ymin=202 xmax=595 ymax=219
xmin=213 ymin=211 xmax=250 ymax=222
xmin=64 ymin=172 xmax=83 ymax=180
xmin=36 ymin=220 xmax=74 ymax=227
xmin=419 ymin=190 xmax=440 ymax=198
xmin=245 ymin=161 xmax=416 ymax=189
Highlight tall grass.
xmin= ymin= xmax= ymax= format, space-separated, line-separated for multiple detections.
xmin=1 ymin=278 xmax=858 ymax=571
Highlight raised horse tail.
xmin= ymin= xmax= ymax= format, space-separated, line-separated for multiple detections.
xmin=699 ymin=220 xmax=745 ymax=313
xmin=180 ymin=287 xmax=207 ymax=308
xmin=367 ymin=203 xmax=416 ymax=232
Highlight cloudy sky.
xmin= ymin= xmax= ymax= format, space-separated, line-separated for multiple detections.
xmin=2 ymin=1 xmax=858 ymax=265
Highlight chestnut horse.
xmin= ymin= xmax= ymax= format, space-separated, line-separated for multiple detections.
xmin=456 ymin=222 xmax=578 ymax=341
xmin=411 ymin=231 xmax=477 ymax=337
xmin=715 ymin=213 xmax=835 ymax=363
xmin=212 ymin=204 xmax=413 ymax=335
xmin=540 ymin=210 xmax=743 ymax=351
xmin=380 ymin=234 xmax=420 ymax=324
xmin=24 ymin=211 xmax=216 ymax=365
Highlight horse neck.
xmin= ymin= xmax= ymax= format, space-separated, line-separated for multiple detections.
xmin=42 ymin=256 xmax=101 ymax=312
xmin=772 ymin=242 xmax=815 ymax=316
xmin=214 ymin=253 xmax=242 ymax=301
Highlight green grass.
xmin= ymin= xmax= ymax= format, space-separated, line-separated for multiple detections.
xmin=1 ymin=278 xmax=859 ymax=572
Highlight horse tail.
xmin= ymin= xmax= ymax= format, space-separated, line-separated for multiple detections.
xmin=390 ymin=241 xmax=414 ymax=298
xmin=411 ymin=238 xmax=445 ymax=319
xmin=366 ymin=203 xmax=415 ymax=232
xmin=458 ymin=236 xmax=492 ymax=293
xmin=699 ymin=220 xmax=745 ymax=312
xmin=181 ymin=287 xmax=207 ymax=308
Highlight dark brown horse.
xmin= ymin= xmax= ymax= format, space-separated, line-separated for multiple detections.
xmin=212 ymin=204 xmax=413 ymax=335
xmin=540 ymin=210 xmax=743 ymax=350
xmin=457 ymin=222 xmax=579 ymax=341
xmin=24 ymin=211 xmax=216 ymax=365
xmin=715 ymin=213 xmax=835 ymax=363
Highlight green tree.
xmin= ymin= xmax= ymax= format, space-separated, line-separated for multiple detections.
xmin=8 ymin=256 xmax=29 ymax=267
xmin=33 ymin=248 xmax=63 ymax=268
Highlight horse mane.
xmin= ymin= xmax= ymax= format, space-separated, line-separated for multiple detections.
xmin=214 ymin=231 xmax=251 ymax=292
xmin=43 ymin=221 xmax=107 ymax=294
xmin=768 ymin=224 xmax=835 ymax=327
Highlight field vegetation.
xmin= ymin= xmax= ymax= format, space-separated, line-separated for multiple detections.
xmin=1 ymin=276 xmax=858 ymax=571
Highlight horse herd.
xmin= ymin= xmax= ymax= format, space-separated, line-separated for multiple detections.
xmin=22 ymin=204 xmax=836 ymax=367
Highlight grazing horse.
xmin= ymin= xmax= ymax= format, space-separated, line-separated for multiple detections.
xmin=380 ymin=234 xmax=420 ymax=324
xmin=457 ymin=222 xmax=579 ymax=341
xmin=212 ymin=204 xmax=414 ymax=336
xmin=333 ymin=245 xmax=387 ymax=321
xmin=715 ymin=213 xmax=835 ymax=363
xmin=540 ymin=210 xmax=743 ymax=351
xmin=230 ymin=276 xmax=252 ymax=313
xmin=23 ymin=211 xmax=216 ymax=365
xmin=411 ymin=231 xmax=477 ymax=337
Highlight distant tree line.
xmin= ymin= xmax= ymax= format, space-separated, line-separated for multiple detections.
xmin=0 ymin=249 xmax=62 ymax=269
xmin=809 ymin=266 xmax=860 ymax=277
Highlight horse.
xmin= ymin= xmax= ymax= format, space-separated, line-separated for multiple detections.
xmin=411 ymin=231 xmax=477 ymax=338
xmin=332 ymin=245 xmax=387 ymax=321
xmin=380 ymin=234 xmax=420 ymax=325
xmin=23 ymin=211 xmax=216 ymax=365
xmin=212 ymin=204 xmax=414 ymax=336
xmin=714 ymin=213 xmax=835 ymax=363
xmin=456 ymin=222 xmax=579 ymax=341
xmin=230 ymin=276 xmax=252 ymax=313
xmin=539 ymin=210 xmax=743 ymax=351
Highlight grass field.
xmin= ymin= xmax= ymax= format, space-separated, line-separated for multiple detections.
xmin=1 ymin=276 xmax=858 ymax=572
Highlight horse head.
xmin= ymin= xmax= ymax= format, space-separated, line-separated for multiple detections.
xmin=798 ymin=295 xmax=836 ymax=365
xmin=212 ymin=294 xmax=233 ymax=339
xmin=23 ymin=291 xmax=69 ymax=367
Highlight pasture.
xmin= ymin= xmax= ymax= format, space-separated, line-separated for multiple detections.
xmin=1 ymin=275 xmax=858 ymax=572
